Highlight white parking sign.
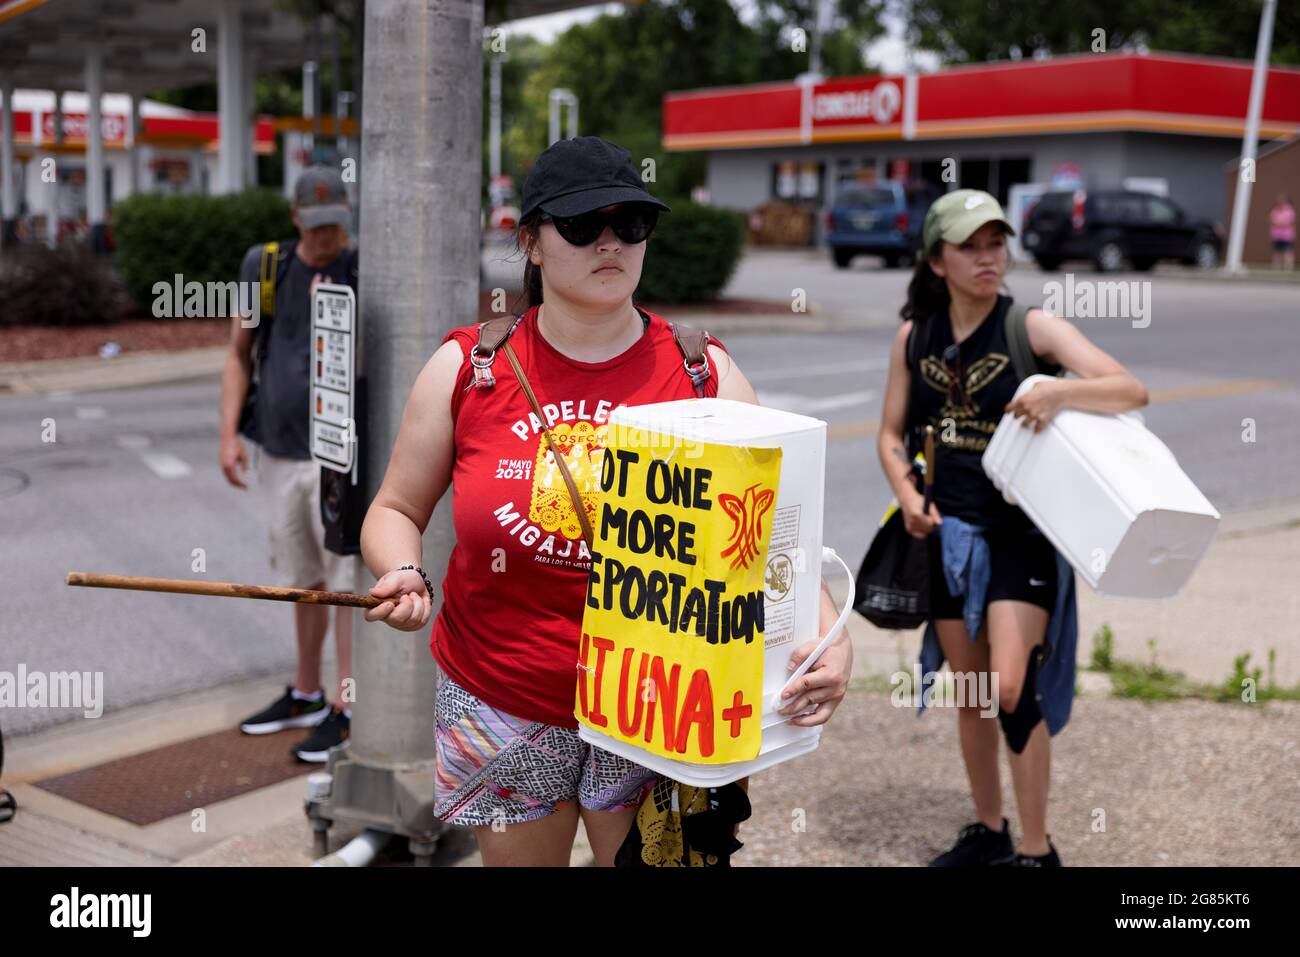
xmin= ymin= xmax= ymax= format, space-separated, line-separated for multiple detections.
xmin=310 ymin=283 xmax=356 ymax=473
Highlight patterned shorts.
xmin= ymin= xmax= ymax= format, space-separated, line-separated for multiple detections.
xmin=433 ymin=677 xmax=659 ymax=827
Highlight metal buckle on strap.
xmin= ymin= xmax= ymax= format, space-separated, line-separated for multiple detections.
xmin=467 ymin=315 xmax=523 ymax=390
xmin=469 ymin=347 xmax=496 ymax=389
xmin=683 ymin=354 xmax=711 ymax=389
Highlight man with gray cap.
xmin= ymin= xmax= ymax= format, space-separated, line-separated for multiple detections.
xmin=218 ymin=166 xmax=360 ymax=762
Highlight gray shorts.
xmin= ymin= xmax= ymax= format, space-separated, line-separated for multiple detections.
xmin=255 ymin=447 xmax=359 ymax=592
xmin=433 ymin=677 xmax=658 ymax=827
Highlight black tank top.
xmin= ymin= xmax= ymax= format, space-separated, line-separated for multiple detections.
xmin=906 ymin=293 xmax=1032 ymax=529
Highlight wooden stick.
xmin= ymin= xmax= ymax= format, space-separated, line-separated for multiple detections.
xmin=65 ymin=572 xmax=389 ymax=609
xmin=922 ymin=425 xmax=936 ymax=512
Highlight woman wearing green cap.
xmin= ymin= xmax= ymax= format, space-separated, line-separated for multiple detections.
xmin=876 ymin=188 xmax=1148 ymax=866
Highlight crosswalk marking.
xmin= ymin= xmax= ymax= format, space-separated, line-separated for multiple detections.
xmin=744 ymin=357 xmax=887 ymax=383
xmin=757 ymin=390 xmax=876 ymax=414
xmin=138 ymin=451 xmax=192 ymax=479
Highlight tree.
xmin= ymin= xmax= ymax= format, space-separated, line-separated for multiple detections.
xmin=906 ymin=0 xmax=1299 ymax=65
xmin=499 ymin=0 xmax=887 ymax=201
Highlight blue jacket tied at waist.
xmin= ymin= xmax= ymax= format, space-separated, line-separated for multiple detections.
xmin=917 ymin=514 xmax=1079 ymax=735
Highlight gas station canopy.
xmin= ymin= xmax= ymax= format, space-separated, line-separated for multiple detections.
xmin=0 ymin=0 xmax=320 ymax=94
xmin=0 ymin=0 xmax=620 ymax=230
xmin=0 ymin=0 xmax=620 ymax=94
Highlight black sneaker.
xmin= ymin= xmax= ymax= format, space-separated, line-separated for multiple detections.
xmin=1001 ymin=841 xmax=1062 ymax=867
xmin=239 ymin=685 xmax=329 ymax=735
xmin=292 ymin=707 xmax=350 ymax=763
xmin=928 ymin=818 xmax=1016 ymax=866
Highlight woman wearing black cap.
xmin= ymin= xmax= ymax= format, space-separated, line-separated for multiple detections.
xmin=877 ymin=189 xmax=1148 ymax=866
xmin=358 ymin=137 xmax=853 ymax=866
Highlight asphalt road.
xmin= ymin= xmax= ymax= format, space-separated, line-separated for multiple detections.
xmin=2 ymin=255 xmax=1298 ymax=734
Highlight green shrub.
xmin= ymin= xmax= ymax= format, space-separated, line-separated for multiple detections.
xmin=636 ymin=200 xmax=745 ymax=304
xmin=0 ymin=246 xmax=133 ymax=326
xmin=112 ymin=189 xmax=294 ymax=310
xmin=1210 ymin=652 xmax=1270 ymax=704
xmin=1108 ymin=660 xmax=1192 ymax=701
xmin=1090 ymin=623 xmax=1115 ymax=672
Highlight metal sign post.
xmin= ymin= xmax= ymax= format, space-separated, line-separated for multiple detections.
xmin=306 ymin=0 xmax=484 ymax=867
xmin=310 ymin=283 xmax=357 ymax=477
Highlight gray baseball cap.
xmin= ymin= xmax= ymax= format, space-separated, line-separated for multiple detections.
xmin=293 ymin=166 xmax=351 ymax=228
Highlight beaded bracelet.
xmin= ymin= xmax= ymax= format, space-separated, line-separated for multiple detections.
xmin=396 ymin=563 xmax=434 ymax=599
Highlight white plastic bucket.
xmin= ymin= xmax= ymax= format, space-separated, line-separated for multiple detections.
xmin=982 ymin=375 xmax=1220 ymax=600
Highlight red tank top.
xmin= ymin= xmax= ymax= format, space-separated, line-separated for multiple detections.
xmin=431 ymin=304 xmax=726 ymax=727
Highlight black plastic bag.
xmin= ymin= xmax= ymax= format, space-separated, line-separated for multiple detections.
xmin=854 ymin=501 xmax=931 ymax=629
xmin=0 ymin=721 xmax=15 ymax=824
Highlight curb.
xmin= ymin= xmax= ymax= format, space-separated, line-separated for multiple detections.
xmin=0 ymin=345 xmax=226 ymax=397
xmin=655 ymin=310 xmax=886 ymax=336
xmin=1151 ymin=265 xmax=1300 ymax=284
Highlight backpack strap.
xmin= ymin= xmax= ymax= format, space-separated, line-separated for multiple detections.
xmin=1003 ymin=303 xmax=1063 ymax=381
xmin=469 ymin=313 xmax=523 ymax=389
xmin=258 ymin=241 xmax=278 ymax=322
xmin=670 ymin=321 xmax=711 ymax=396
xmin=470 ymin=313 xmax=711 ymax=395
xmin=903 ymin=319 xmax=922 ymax=457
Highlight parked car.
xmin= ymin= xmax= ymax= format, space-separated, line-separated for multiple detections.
xmin=824 ymin=179 xmax=936 ymax=269
xmin=1022 ymin=189 xmax=1221 ymax=272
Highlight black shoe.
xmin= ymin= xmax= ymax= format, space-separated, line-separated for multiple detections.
xmin=1001 ymin=841 xmax=1062 ymax=867
xmin=928 ymin=818 xmax=1015 ymax=866
xmin=239 ymin=685 xmax=329 ymax=735
xmin=292 ymin=707 xmax=350 ymax=763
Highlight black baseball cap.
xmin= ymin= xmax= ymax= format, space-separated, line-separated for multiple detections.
xmin=520 ymin=136 xmax=670 ymax=220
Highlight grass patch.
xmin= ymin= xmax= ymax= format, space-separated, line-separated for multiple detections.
xmin=849 ymin=673 xmax=898 ymax=695
xmin=1087 ymin=626 xmax=1300 ymax=704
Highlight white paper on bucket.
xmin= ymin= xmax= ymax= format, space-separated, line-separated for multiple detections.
xmin=577 ymin=398 xmax=837 ymax=787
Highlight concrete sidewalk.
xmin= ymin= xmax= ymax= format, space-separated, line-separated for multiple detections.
xmin=0 ymin=672 xmax=592 ymax=868
xmin=0 ymin=346 xmax=227 ymax=396
xmin=2 ymin=496 xmax=1295 ymax=867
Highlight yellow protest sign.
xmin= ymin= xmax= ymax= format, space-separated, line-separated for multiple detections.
xmin=576 ymin=428 xmax=782 ymax=763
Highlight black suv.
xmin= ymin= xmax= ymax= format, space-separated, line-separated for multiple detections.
xmin=1023 ymin=190 xmax=1221 ymax=272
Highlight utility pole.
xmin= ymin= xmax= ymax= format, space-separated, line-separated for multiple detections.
xmin=1225 ymin=0 xmax=1276 ymax=274
xmin=489 ymin=50 xmax=508 ymax=182
xmin=302 ymin=60 xmax=317 ymax=154
xmin=548 ymin=88 xmax=578 ymax=144
xmin=311 ymin=0 xmax=323 ymax=152
xmin=332 ymin=7 xmax=344 ymax=155
xmin=311 ymin=0 xmax=484 ymax=864
xmin=808 ymin=0 xmax=829 ymax=77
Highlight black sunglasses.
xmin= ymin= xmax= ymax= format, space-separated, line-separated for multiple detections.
xmin=540 ymin=204 xmax=659 ymax=246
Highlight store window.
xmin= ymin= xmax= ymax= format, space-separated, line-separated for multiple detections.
xmin=935 ymin=157 xmax=1034 ymax=205
xmin=996 ymin=157 xmax=1031 ymax=205
xmin=149 ymin=158 xmax=194 ymax=195
xmin=832 ymin=157 xmax=879 ymax=198
xmin=772 ymin=160 xmax=826 ymax=203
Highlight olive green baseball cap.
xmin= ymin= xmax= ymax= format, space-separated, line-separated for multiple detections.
xmin=922 ymin=189 xmax=1015 ymax=251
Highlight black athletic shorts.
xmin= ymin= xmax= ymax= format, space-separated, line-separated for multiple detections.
xmin=927 ymin=521 xmax=1058 ymax=621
